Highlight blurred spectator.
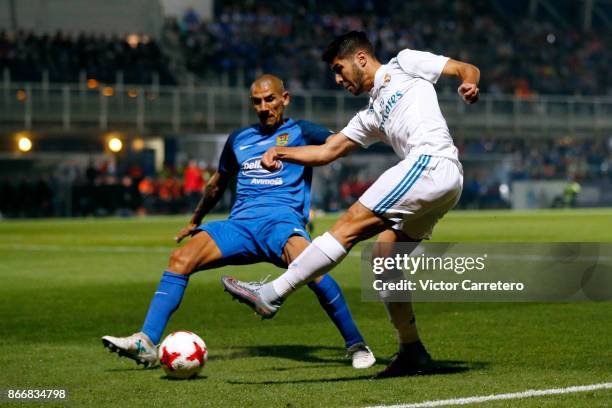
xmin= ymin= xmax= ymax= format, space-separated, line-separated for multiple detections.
xmin=138 ymin=177 xmax=156 ymax=215
xmin=183 ymin=159 xmax=205 ymax=212
xmin=157 ymin=176 xmax=182 ymax=214
xmin=339 ymin=175 xmax=371 ymax=208
xmin=182 ymin=7 xmax=202 ymax=32
xmin=552 ymin=180 xmax=582 ymax=208
xmin=117 ymin=176 xmax=139 ymax=216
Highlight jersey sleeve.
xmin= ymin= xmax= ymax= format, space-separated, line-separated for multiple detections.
xmin=340 ymin=110 xmax=379 ymax=148
xmin=396 ymin=49 xmax=449 ymax=84
xmin=217 ymin=132 xmax=239 ymax=175
xmin=296 ymin=120 xmax=333 ymax=145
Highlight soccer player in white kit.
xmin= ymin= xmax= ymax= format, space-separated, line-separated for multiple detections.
xmin=223 ymin=31 xmax=480 ymax=378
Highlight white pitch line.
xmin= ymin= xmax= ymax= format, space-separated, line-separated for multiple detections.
xmin=366 ymin=382 xmax=612 ymax=408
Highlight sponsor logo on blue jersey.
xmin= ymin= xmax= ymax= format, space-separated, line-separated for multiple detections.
xmin=250 ymin=178 xmax=283 ymax=185
xmin=241 ymin=156 xmax=283 ymax=178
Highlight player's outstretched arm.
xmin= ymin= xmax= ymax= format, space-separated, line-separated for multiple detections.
xmin=261 ymin=133 xmax=359 ymax=170
xmin=441 ymin=59 xmax=480 ymax=104
xmin=175 ymin=171 xmax=230 ymax=243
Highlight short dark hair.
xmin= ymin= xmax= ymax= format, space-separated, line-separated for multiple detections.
xmin=321 ymin=31 xmax=374 ymax=63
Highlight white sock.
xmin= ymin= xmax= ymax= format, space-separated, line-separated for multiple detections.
xmin=272 ymin=232 xmax=347 ymax=298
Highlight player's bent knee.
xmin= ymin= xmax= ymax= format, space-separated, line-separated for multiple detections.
xmin=330 ymin=208 xmax=361 ymax=246
xmin=331 ymin=204 xmax=386 ymax=249
xmin=167 ymin=247 xmax=195 ymax=275
xmin=329 ymin=225 xmax=357 ymax=250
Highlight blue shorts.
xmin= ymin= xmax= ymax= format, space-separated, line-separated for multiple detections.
xmin=197 ymin=212 xmax=310 ymax=268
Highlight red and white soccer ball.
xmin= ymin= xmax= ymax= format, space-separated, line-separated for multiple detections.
xmin=159 ymin=331 xmax=208 ymax=379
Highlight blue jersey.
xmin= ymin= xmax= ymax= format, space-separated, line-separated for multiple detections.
xmin=218 ymin=118 xmax=331 ymax=223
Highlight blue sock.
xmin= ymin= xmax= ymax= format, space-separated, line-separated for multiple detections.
xmin=141 ymin=271 xmax=189 ymax=344
xmin=308 ymin=274 xmax=365 ymax=349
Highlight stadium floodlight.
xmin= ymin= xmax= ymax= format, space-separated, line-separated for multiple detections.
xmin=16 ymin=89 xmax=27 ymax=101
xmin=132 ymin=138 xmax=145 ymax=151
xmin=127 ymin=34 xmax=139 ymax=48
xmin=17 ymin=134 xmax=33 ymax=152
xmin=108 ymin=136 xmax=123 ymax=153
xmin=104 ymin=132 xmax=123 ymax=153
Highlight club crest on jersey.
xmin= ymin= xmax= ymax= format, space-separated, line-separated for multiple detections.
xmin=383 ymin=74 xmax=391 ymax=85
xmin=276 ymin=133 xmax=289 ymax=146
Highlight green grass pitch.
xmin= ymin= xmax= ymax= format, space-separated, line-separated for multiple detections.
xmin=1 ymin=209 xmax=611 ymax=407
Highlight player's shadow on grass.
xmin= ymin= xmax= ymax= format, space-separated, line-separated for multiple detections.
xmin=104 ymin=367 xmax=210 ymax=381
xmin=161 ymin=375 xmax=208 ymax=381
xmin=228 ymin=374 xmax=374 ymax=385
xmin=227 ymin=359 xmax=488 ymax=385
xmin=211 ymin=344 xmax=348 ymax=365
xmin=105 ymin=367 xmax=162 ymax=372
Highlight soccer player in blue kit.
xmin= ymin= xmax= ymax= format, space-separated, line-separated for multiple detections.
xmin=102 ymin=74 xmax=375 ymax=369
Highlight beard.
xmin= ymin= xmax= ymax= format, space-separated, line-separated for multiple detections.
xmin=349 ymin=62 xmax=365 ymax=95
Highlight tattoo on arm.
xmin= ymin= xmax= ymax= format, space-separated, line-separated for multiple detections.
xmin=190 ymin=173 xmax=228 ymax=225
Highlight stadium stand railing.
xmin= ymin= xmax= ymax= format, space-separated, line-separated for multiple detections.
xmin=1 ymin=82 xmax=612 ymax=137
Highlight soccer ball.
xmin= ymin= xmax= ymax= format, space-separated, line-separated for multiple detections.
xmin=159 ymin=331 xmax=208 ymax=379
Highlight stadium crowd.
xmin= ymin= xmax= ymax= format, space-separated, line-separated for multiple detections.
xmin=0 ymin=161 xmax=219 ymax=219
xmin=456 ymin=136 xmax=612 ymax=208
xmin=458 ymin=137 xmax=612 ymax=181
xmin=1 ymin=137 xmax=610 ymax=218
xmin=169 ymin=0 xmax=611 ymax=95
xmin=0 ymin=29 xmax=175 ymax=85
xmin=0 ymin=1 xmax=609 ymax=97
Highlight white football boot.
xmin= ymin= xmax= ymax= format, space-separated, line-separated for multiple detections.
xmin=102 ymin=332 xmax=158 ymax=368
xmin=347 ymin=343 xmax=376 ymax=369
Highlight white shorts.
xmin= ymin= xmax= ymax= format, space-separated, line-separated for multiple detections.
xmin=359 ymin=154 xmax=463 ymax=240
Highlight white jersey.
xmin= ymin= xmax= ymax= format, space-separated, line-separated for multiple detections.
xmin=341 ymin=49 xmax=458 ymax=161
